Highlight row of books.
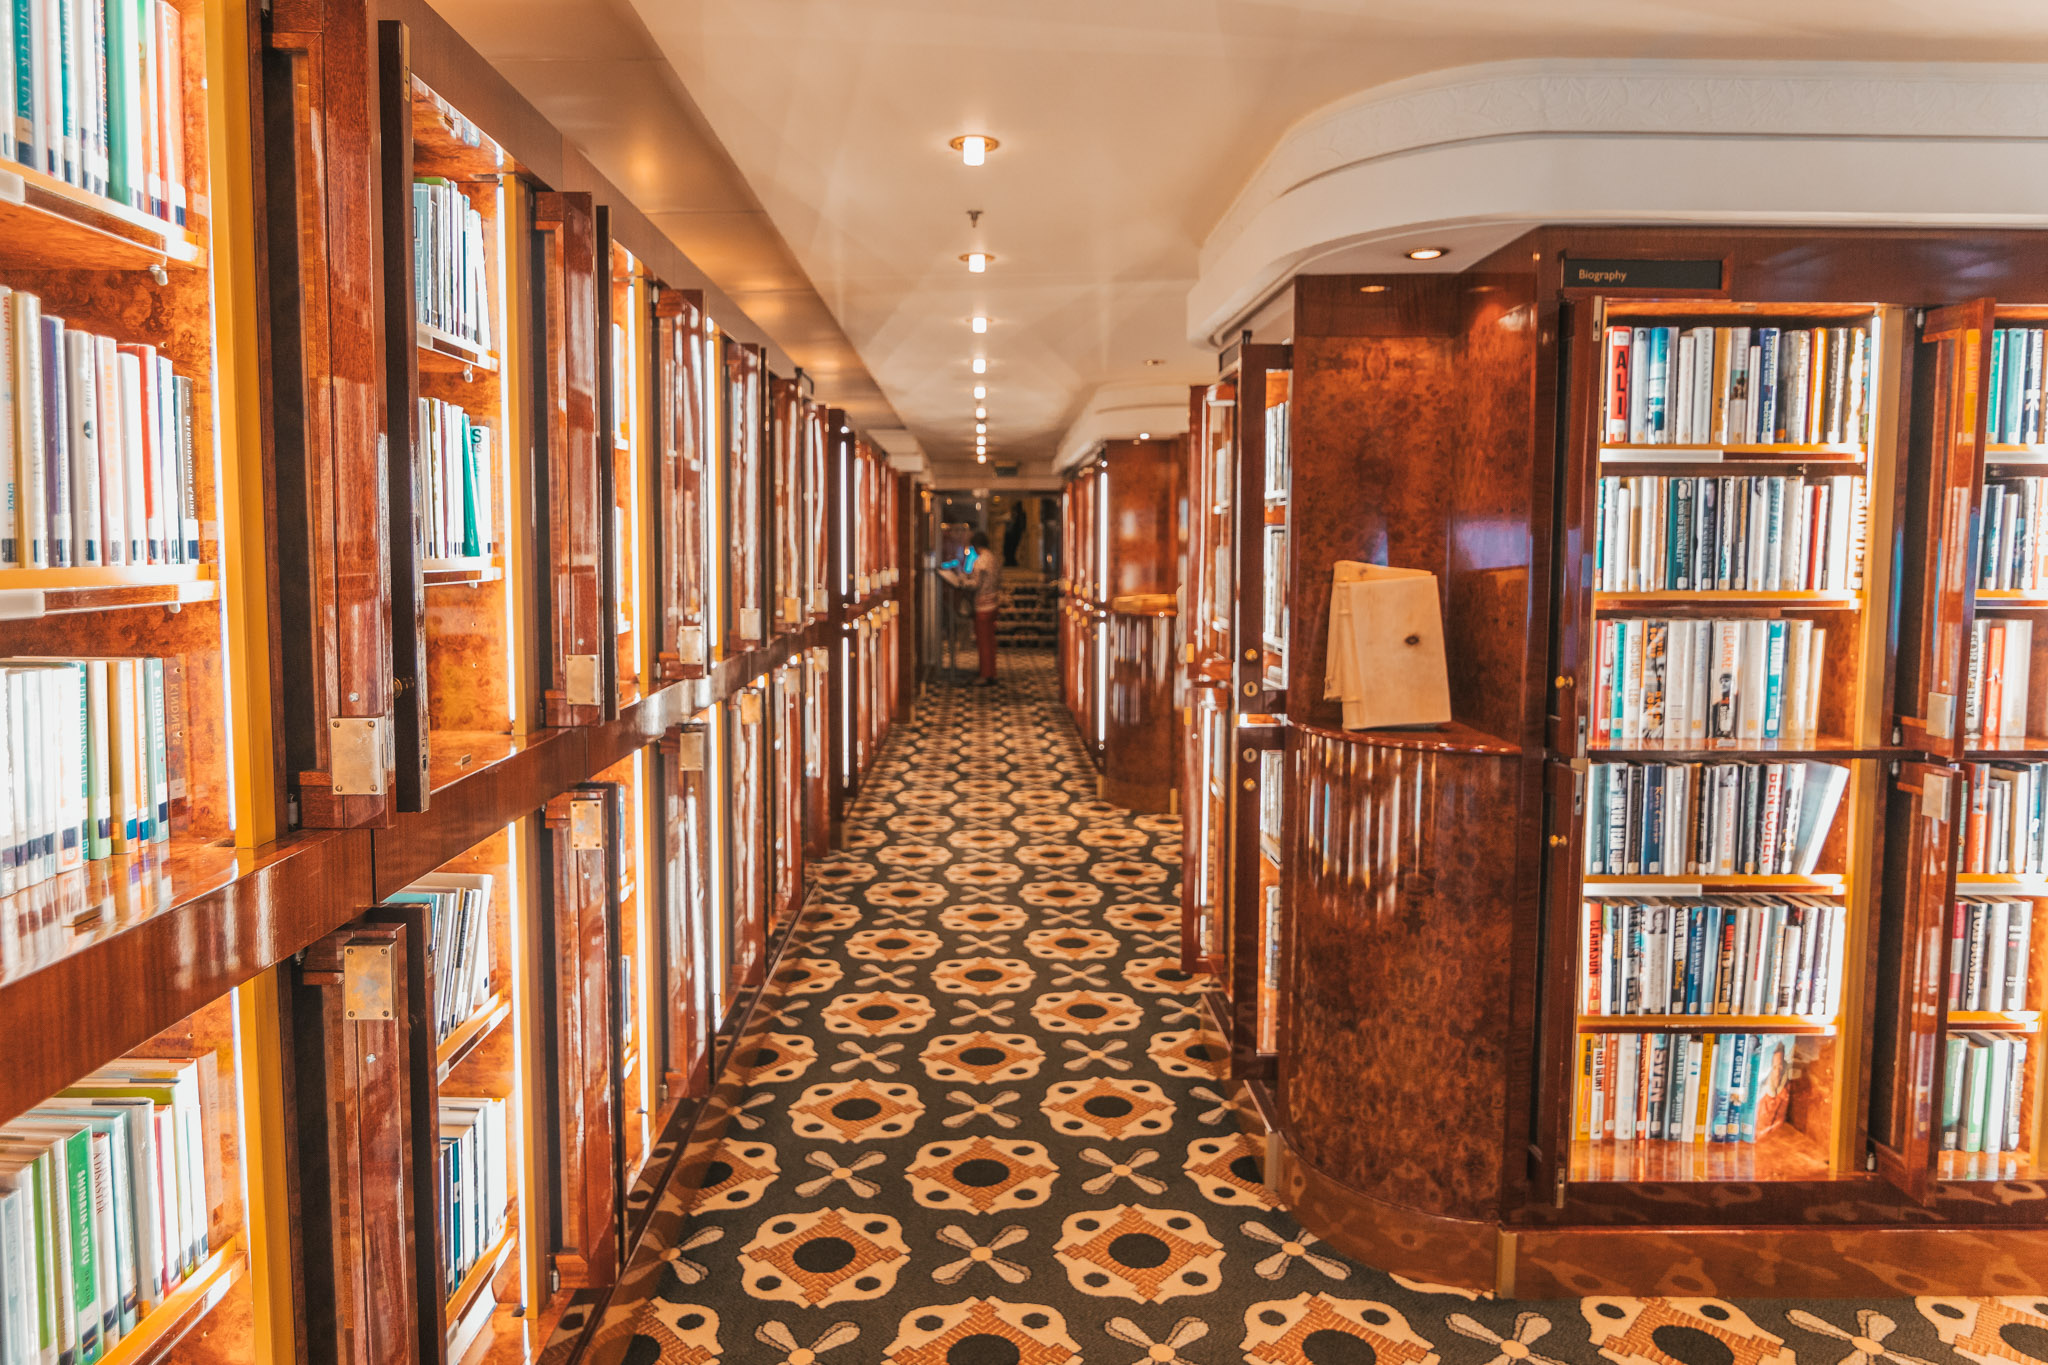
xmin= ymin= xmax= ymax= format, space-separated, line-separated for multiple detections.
xmin=2 ymin=290 xmax=199 ymax=571
xmin=1949 ymin=899 xmax=2034 ymax=1014
xmin=2 ymin=0 xmax=189 ymax=223
xmin=1978 ymin=479 xmax=2048 ymax=593
xmin=0 ymin=1055 xmax=211 ymax=1365
xmin=1941 ymin=1034 xmax=2030 ymax=1156
xmin=1986 ymin=328 xmax=2048 ymax=447
xmin=1594 ymin=475 xmax=1865 ymax=594
xmin=416 ymin=398 xmax=495 ymax=560
xmin=1964 ymin=621 xmax=2034 ymax=745
xmin=387 ymin=874 xmax=494 ymax=1047
xmin=1576 ymin=1031 xmax=1798 ymax=1145
xmin=1582 ymin=897 xmax=1842 ymax=1020
xmin=1262 ymin=398 xmax=1290 ymax=500
xmin=1261 ymin=525 xmax=1287 ymax=659
xmin=414 ymin=179 xmax=492 ymax=352
xmin=1602 ymin=324 xmax=1871 ymax=448
xmin=1960 ymin=762 xmax=2048 ymax=877
xmin=1594 ymin=617 xmax=1828 ymax=747
xmin=437 ymin=1097 xmax=508 ymax=1297
xmin=0 ymin=657 xmax=173 ymax=900
xmin=1584 ymin=760 xmax=1849 ymax=877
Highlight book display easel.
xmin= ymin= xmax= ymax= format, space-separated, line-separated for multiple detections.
xmin=3 ymin=4 xmax=920 ymax=1365
xmin=1205 ymin=237 xmax=2048 ymax=1299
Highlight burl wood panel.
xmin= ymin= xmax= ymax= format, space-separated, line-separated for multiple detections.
xmin=1287 ymin=275 xmax=1540 ymax=744
xmin=267 ymin=2 xmax=396 ymax=824
xmin=1103 ymin=609 xmax=1178 ymax=813
xmin=546 ymin=788 xmax=619 ymax=1289
xmin=290 ymin=919 xmax=424 ymax=1365
xmin=1102 ymin=440 xmax=1181 ymax=599
xmin=654 ymin=289 xmax=708 ymax=681
xmin=535 ymin=192 xmax=604 ymax=728
xmin=1274 ymin=1131 xmax=1498 ymax=1293
xmin=1281 ymin=725 xmax=1521 ymax=1222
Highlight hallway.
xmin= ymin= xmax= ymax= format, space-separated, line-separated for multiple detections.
xmin=575 ymin=654 xmax=1971 ymax=1365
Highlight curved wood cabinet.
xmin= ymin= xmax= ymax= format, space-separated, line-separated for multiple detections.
xmin=1103 ymin=601 xmax=1179 ymax=812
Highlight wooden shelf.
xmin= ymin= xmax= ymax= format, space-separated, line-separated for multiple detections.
xmin=1963 ymin=737 xmax=2048 ymax=758
xmin=1590 ymin=736 xmax=1858 ymax=759
xmin=1987 ymin=443 xmax=2048 ymax=464
xmin=437 ymin=994 xmax=511 ymax=1080
xmin=1953 ymin=875 xmax=2048 ymax=894
xmin=1599 ymin=442 xmax=1863 ymax=465
xmin=1594 ymin=590 xmax=1859 ymax=610
xmin=1577 ymin=1014 xmax=1838 ymax=1036
xmin=1603 ymin=301 xmax=1880 ymax=321
xmin=1973 ymin=590 xmax=2048 ymax=608
xmin=1945 ymin=1010 xmax=2041 ymax=1033
xmin=417 ymin=323 xmax=499 ymax=375
xmin=421 ymin=558 xmax=504 ymax=587
xmin=98 ymin=1236 xmax=247 ymax=1365
xmin=0 ymin=163 xmax=202 ymax=272
xmin=1584 ymin=874 xmax=1845 ymax=891
xmin=1937 ymin=1149 xmax=2044 ymax=1183
xmin=1569 ymin=1124 xmax=1831 ymax=1183
xmin=0 ymin=564 xmax=220 ymax=615
xmin=444 ymin=1222 xmax=517 ymax=1349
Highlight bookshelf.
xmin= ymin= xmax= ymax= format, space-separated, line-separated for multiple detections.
xmin=770 ymin=376 xmax=803 ymax=634
xmin=1559 ymin=298 xmax=1903 ymax=1186
xmin=724 ymin=340 xmax=765 ymax=652
xmin=0 ymin=2 xmax=919 ymax=1361
xmin=1059 ymin=457 xmax=1104 ymax=756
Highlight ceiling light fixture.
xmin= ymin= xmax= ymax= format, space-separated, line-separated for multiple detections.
xmin=1139 ymin=432 xmax=1150 ymax=440
xmin=977 ymin=453 xmax=987 ymax=463
xmin=1144 ymin=359 xmax=1165 ymax=367
xmin=975 ymin=407 xmax=987 ymax=419
xmin=962 ymin=252 xmax=990 ymax=273
xmin=976 ymin=422 xmax=987 ymax=434
xmin=1406 ymin=246 xmax=1447 ymax=261
xmin=973 ymin=358 xmax=987 ymax=374
xmin=972 ymin=315 xmax=988 ymax=333
xmin=950 ymin=133 xmax=998 ymax=166
xmin=973 ymin=385 xmax=986 ymax=400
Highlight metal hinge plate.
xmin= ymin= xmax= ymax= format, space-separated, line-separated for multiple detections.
xmin=678 ymin=626 xmax=706 ymax=665
xmin=675 ymin=732 xmax=706 ymax=772
xmin=342 ymin=944 xmax=396 ymax=1021
xmin=564 ymin=654 xmax=602 ymax=707
xmin=738 ymin=607 xmax=764 ymax=640
xmin=329 ymin=716 xmax=389 ymax=796
xmin=571 ymin=797 xmax=605 ymax=850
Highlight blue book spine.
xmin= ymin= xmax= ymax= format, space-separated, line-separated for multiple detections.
xmin=10 ymin=0 xmax=31 ymax=166
xmin=1645 ymin=766 xmax=1666 ymax=874
xmin=1646 ymin=327 xmax=1671 ymax=441
xmin=1685 ymin=908 xmax=1708 ymax=1013
xmin=1990 ymin=329 xmax=2009 ymax=444
xmin=1762 ymin=621 xmax=1787 ymax=739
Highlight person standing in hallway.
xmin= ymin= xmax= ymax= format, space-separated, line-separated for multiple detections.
xmin=1003 ymin=499 xmax=1027 ymax=567
xmin=941 ymin=530 xmax=1002 ymax=685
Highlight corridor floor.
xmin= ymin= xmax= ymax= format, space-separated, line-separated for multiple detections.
xmin=581 ymin=654 xmax=2017 ymax=1365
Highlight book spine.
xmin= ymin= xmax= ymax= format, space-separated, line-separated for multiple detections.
xmin=1604 ymin=327 xmax=1631 ymax=443
xmin=39 ymin=315 xmax=67 ymax=567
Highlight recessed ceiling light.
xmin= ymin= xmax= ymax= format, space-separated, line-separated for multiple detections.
xmin=972 ymin=315 xmax=988 ymax=333
xmin=950 ymin=133 xmax=998 ymax=166
xmin=1139 ymin=432 xmax=1150 ymax=440
xmin=1144 ymin=359 xmax=1165 ymax=367
xmin=976 ymin=422 xmax=987 ymax=434
xmin=1406 ymin=246 xmax=1447 ymax=261
xmin=973 ymin=385 xmax=986 ymax=399
xmin=1359 ymin=284 xmax=1389 ymax=293
xmin=975 ymin=407 xmax=987 ymax=419
xmin=973 ymin=358 xmax=987 ymax=374
xmin=961 ymin=252 xmax=991 ymax=272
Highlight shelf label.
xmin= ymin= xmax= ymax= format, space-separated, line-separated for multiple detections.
xmin=1565 ymin=257 xmax=1724 ymax=292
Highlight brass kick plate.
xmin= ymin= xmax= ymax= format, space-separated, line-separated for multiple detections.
xmin=342 ymin=944 xmax=396 ymax=1021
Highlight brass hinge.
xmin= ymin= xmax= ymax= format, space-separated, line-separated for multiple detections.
xmin=328 ymin=716 xmax=389 ymax=796
xmin=342 ymin=944 xmax=396 ymax=1021
xmin=571 ymin=797 xmax=605 ymax=851
xmin=564 ymin=654 xmax=602 ymax=707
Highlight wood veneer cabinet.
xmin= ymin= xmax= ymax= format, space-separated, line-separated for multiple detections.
xmin=1244 ymin=232 xmax=2048 ymax=1299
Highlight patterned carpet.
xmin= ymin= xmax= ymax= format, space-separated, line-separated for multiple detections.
xmin=578 ymin=652 xmax=2043 ymax=1365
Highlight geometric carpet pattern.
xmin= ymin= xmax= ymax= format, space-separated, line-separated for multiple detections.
xmin=574 ymin=652 xmax=2042 ymax=1365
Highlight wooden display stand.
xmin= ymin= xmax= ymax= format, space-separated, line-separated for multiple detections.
xmin=1211 ymin=234 xmax=2048 ymax=1299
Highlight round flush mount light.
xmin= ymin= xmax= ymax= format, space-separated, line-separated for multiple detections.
xmin=1139 ymin=432 xmax=1150 ymax=440
xmin=1406 ymin=247 xmax=1447 ymax=261
xmin=950 ymin=134 xmax=999 ymax=166
xmin=973 ymin=385 xmax=986 ymax=400
xmin=976 ymin=422 xmax=987 ymax=434
xmin=972 ymin=315 xmax=988 ymax=333
xmin=961 ymin=252 xmax=992 ymax=272
xmin=975 ymin=406 xmax=987 ymax=419
xmin=973 ymin=358 xmax=987 ymax=374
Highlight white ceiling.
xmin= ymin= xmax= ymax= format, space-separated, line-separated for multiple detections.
xmin=433 ymin=0 xmax=2048 ymax=482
